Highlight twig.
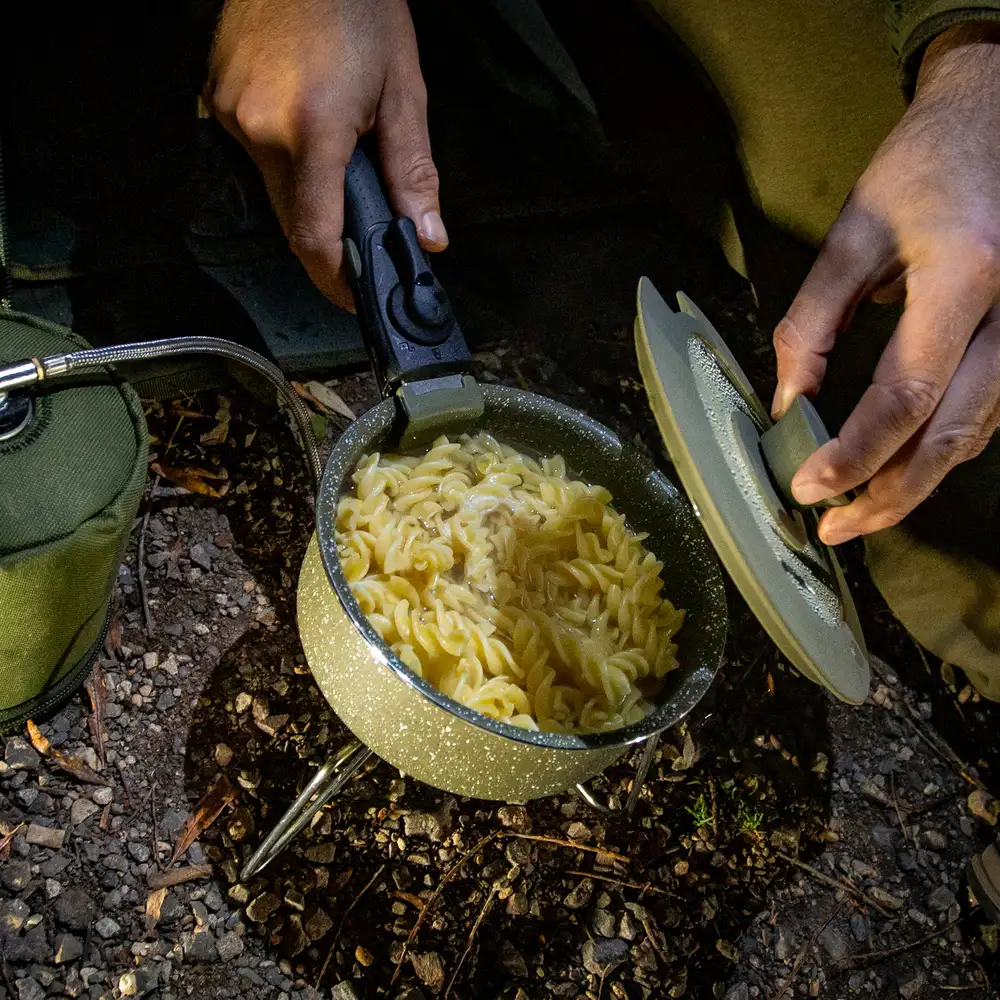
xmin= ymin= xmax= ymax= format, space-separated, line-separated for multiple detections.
xmin=975 ymin=960 xmax=990 ymax=998
xmin=869 ymin=657 xmax=986 ymax=791
xmin=708 ymin=777 xmax=719 ymax=841
xmin=146 ymin=863 xmax=212 ymax=890
xmin=773 ymin=902 xmax=845 ymax=1000
xmin=85 ymin=667 xmax=107 ymax=771
xmin=149 ymin=781 xmax=161 ymax=872
xmin=501 ymin=832 xmax=629 ymax=863
xmin=641 ymin=917 xmax=670 ymax=965
xmin=896 ymin=706 xmax=985 ymax=791
xmin=115 ymin=759 xmax=135 ymax=811
xmin=444 ymin=885 xmax=497 ymax=998
xmin=890 ymin=771 xmax=909 ymax=842
xmin=907 ymin=632 xmax=933 ymax=677
xmin=597 ymin=967 xmax=609 ymax=1000
xmin=137 ymin=473 xmax=161 ymax=636
xmin=0 ymin=822 xmax=25 ymax=858
xmin=776 ymin=852 xmax=892 ymax=919
xmin=316 ymin=862 xmax=386 ymax=989
xmin=391 ymin=832 xmax=498 ymax=986
xmin=566 ymin=870 xmax=678 ymax=897
xmin=834 ymin=917 xmax=962 ymax=969
xmin=907 ymin=790 xmax=958 ymax=817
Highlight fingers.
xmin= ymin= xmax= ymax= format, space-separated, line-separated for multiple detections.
xmin=284 ymin=129 xmax=356 ymax=309
xmin=376 ymin=67 xmax=447 ymax=252
xmin=792 ymin=251 xmax=1000 ymax=505
xmin=211 ymin=80 xmax=359 ymax=309
xmin=815 ymin=311 xmax=1000 ymax=543
xmin=772 ymin=208 xmax=894 ymax=418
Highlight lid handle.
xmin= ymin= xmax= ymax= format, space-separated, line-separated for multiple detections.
xmin=759 ymin=396 xmax=849 ymax=509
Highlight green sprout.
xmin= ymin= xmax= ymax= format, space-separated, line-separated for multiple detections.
xmin=685 ymin=793 xmax=712 ymax=828
xmin=736 ymin=801 xmax=764 ymax=834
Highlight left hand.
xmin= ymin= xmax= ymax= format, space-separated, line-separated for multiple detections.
xmin=772 ymin=24 xmax=1000 ymax=545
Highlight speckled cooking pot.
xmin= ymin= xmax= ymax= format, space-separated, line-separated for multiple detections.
xmin=297 ymin=383 xmax=727 ymax=803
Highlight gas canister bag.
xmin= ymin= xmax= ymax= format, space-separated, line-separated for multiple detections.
xmin=0 ymin=311 xmax=147 ymax=734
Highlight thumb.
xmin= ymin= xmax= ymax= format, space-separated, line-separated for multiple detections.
xmin=375 ymin=74 xmax=447 ymax=252
xmin=772 ymin=209 xmax=889 ymax=418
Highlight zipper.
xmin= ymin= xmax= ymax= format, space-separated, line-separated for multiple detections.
xmin=0 ymin=610 xmax=110 ymax=736
xmin=0 ymin=131 xmax=9 ymax=309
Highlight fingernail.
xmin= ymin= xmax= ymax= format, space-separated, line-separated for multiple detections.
xmin=792 ymin=478 xmax=838 ymax=506
xmin=418 ymin=212 xmax=448 ymax=250
xmin=821 ymin=525 xmax=860 ymax=546
xmin=771 ymin=383 xmax=796 ymax=420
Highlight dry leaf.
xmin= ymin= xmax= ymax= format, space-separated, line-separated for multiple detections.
xmin=969 ymin=789 xmax=1000 ymax=826
xmin=292 ymin=380 xmax=355 ymax=421
xmin=672 ymin=730 xmax=697 ymax=772
xmin=27 ymin=720 xmax=111 ymax=786
xmin=0 ymin=822 xmax=25 ymax=861
xmin=169 ymin=405 xmax=208 ymax=419
xmin=170 ymin=775 xmax=236 ymax=864
xmin=149 ymin=462 xmax=227 ymax=498
xmin=308 ymin=381 xmax=356 ymax=420
xmin=144 ymin=887 xmax=168 ymax=934
xmin=147 ymin=863 xmax=212 ymax=890
xmin=200 ymin=396 xmax=232 ymax=446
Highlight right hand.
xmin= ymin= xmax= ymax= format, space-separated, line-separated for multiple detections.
xmin=205 ymin=0 xmax=447 ymax=309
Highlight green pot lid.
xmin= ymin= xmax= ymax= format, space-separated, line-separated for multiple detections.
xmin=634 ymin=277 xmax=869 ymax=703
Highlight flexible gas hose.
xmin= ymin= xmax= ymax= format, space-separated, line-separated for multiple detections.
xmin=0 ymin=336 xmax=324 ymax=492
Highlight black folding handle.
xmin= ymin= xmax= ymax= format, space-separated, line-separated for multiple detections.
xmin=343 ymin=146 xmax=474 ymax=395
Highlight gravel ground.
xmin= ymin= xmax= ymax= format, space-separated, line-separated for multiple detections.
xmin=3 ymin=311 xmax=1000 ymax=1000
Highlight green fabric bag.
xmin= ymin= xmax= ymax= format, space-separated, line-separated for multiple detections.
xmin=0 ymin=310 xmax=147 ymax=734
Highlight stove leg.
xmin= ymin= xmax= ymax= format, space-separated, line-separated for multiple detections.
xmin=241 ymin=739 xmax=373 ymax=879
xmin=574 ymin=733 xmax=660 ymax=817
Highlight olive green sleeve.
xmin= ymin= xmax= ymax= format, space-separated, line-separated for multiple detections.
xmin=886 ymin=0 xmax=1000 ymax=93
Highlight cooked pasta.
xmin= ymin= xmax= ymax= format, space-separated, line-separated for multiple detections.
xmin=335 ymin=432 xmax=685 ymax=734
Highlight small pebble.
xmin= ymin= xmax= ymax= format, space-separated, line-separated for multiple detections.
xmin=92 ymin=786 xmax=114 ymax=807
xmin=70 ymin=798 xmax=100 ymax=826
xmin=94 ymin=916 xmax=121 ymax=939
xmin=25 ymin=823 xmax=66 ymax=850
xmin=927 ymin=885 xmax=956 ymax=912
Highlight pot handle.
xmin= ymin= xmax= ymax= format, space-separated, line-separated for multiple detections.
xmin=343 ymin=146 xmax=480 ymax=401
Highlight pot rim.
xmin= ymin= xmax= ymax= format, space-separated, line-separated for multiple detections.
xmin=314 ymin=385 xmax=724 ymax=752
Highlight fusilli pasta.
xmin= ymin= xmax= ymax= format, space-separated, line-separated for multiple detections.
xmin=335 ymin=432 xmax=685 ymax=733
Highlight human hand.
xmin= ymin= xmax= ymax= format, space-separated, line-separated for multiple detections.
xmin=772 ymin=24 xmax=1000 ymax=545
xmin=205 ymin=0 xmax=447 ymax=309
